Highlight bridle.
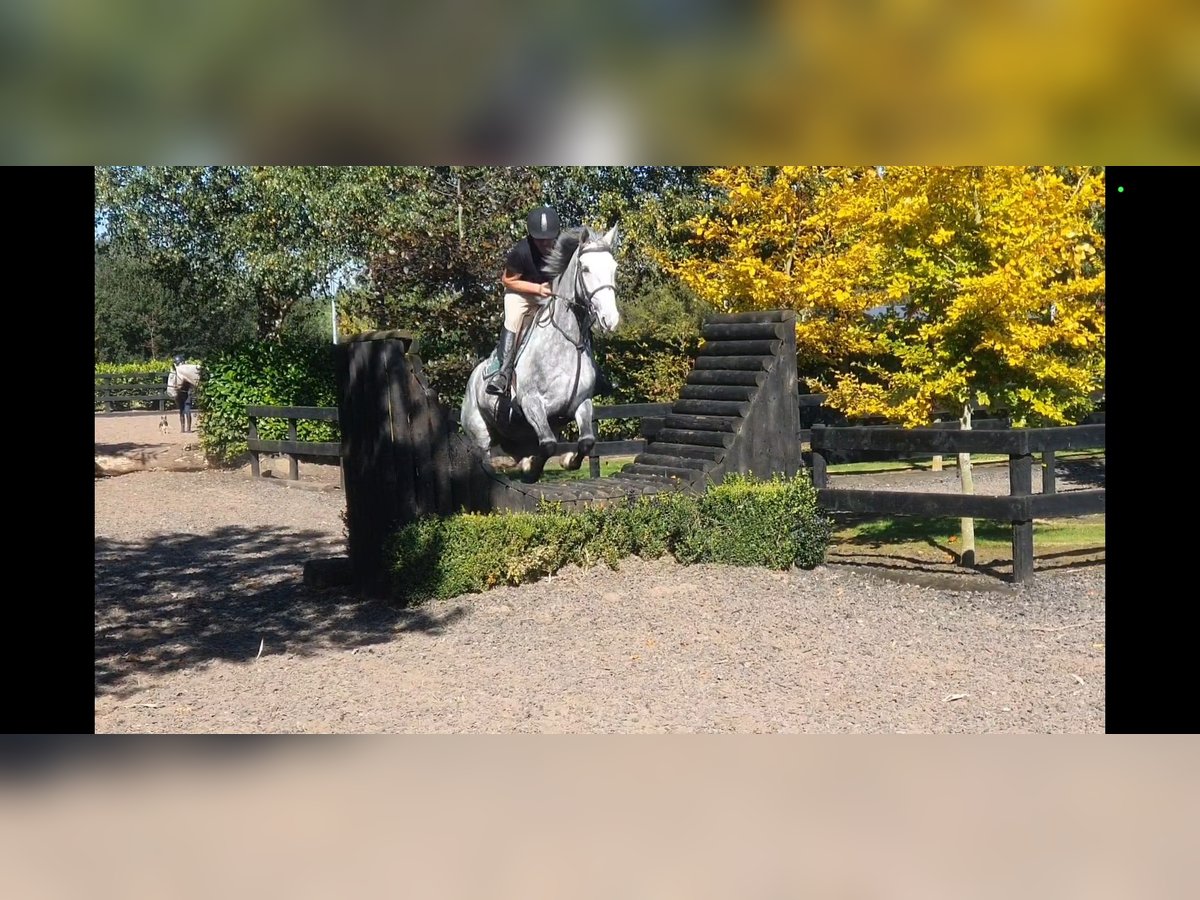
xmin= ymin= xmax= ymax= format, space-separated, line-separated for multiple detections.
xmin=542 ymin=239 xmax=615 ymax=351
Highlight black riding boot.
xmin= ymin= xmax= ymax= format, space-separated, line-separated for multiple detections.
xmin=486 ymin=329 xmax=517 ymax=395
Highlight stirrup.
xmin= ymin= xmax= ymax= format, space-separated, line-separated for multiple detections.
xmin=486 ymin=372 xmax=509 ymax=395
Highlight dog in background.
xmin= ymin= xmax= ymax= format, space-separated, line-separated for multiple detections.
xmin=158 ymin=416 xmax=170 ymax=435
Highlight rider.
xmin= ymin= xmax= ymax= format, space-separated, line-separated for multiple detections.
xmin=487 ymin=205 xmax=560 ymax=396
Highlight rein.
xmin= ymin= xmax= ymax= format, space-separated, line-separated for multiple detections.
xmin=542 ymin=241 xmax=614 ymax=351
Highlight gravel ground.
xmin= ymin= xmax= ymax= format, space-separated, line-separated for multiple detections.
xmin=95 ymin=415 xmax=1105 ymax=733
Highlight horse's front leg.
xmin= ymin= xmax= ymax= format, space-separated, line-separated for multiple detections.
xmin=516 ymin=394 xmax=557 ymax=482
xmin=560 ymin=398 xmax=596 ymax=471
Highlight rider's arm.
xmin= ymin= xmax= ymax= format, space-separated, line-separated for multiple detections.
xmin=501 ymin=266 xmax=552 ymax=297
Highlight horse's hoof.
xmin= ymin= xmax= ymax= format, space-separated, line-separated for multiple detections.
xmin=560 ymin=452 xmax=579 ymax=470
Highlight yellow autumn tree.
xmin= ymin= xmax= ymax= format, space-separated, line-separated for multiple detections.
xmin=671 ymin=165 xmax=1105 ymax=564
xmin=673 ymin=165 xmax=1105 ymax=425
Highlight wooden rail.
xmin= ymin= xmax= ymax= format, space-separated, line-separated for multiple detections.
xmin=246 ymin=405 xmax=342 ymax=486
xmin=95 ymin=372 xmax=172 ymax=412
xmin=810 ymin=424 xmax=1106 ymax=584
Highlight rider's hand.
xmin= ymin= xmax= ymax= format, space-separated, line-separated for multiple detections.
xmin=540 ymin=283 xmax=552 ymax=298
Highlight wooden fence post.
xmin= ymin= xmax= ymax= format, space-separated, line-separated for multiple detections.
xmin=248 ymin=416 xmax=261 ymax=478
xmin=1009 ymin=447 xmax=1035 ymax=584
xmin=811 ymin=424 xmax=828 ymax=489
xmin=1042 ymin=450 xmax=1056 ymax=495
xmin=288 ymin=418 xmax=299 ymax=480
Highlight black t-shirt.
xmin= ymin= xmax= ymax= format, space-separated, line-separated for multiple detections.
xmin=504 ymin=237 xmax=550 ymax=286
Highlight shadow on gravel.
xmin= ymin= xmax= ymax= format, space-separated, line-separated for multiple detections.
xmin=1054 ymin=457 xmax=1105 ymax=489
xmin=96 ymin=525 xmax=466 ymax=698
xmin=826 ymin=545 xmax=1105 ymax=587
xmin=95 ymin=441 xmax=166 ymax=455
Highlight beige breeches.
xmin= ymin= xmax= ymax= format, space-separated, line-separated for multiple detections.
xmin=504 ymin=291 xmax=543 ymax=333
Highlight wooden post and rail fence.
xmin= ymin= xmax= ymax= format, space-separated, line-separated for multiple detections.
xmin=809 ymin=423 xmax=1106 ymax=583
xmin=238 ymin=395 xmax=1104 ymax=586
xmin=94 ymin=372 xmax=173 ymax=412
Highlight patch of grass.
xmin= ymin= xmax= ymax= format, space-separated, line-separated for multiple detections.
xmin=834 ymin=513 xmax=1105 ymax=552
xmin=539 ymin=455 xmax=636 ymax=481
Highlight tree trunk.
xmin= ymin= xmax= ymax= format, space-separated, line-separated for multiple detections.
xmin=958 ymin=402 xmax=976 ymax=567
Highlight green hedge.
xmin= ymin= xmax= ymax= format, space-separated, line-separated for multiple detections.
xmin=94 ymin=360 xmax=177 ymax=411
xmin=95 ymin=359 xmax=175 ymax=377
xmin=385 ymin=473 xmax=832 ymax=604
xmin=198 ymin=338 xmax=339 ymax=466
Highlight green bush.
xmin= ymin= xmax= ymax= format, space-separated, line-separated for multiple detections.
xmin=384 ymin=472 xmax=832 ymax=604
xmin=674 ymin=474 xmax=832 ymax=570
xmin=198 ymin=338 xmax=339 ymax=466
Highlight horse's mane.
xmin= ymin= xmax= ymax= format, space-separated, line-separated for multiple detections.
xmin=541 ymin=226 xmax=600 ymax=279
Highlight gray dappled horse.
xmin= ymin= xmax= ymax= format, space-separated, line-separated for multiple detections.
xmin=461 ymin=225 xmax=620 ymax=483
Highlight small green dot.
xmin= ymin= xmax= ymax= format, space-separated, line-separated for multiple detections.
xmin=1118 ymin=186 xmax=1124 ymax=192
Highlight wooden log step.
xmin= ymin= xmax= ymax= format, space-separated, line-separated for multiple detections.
xmin=679 ymin=384 xmax=757 ymax=402
xmin=604 ymin=482 xmax=672 ymax=496
xmin=640 ymin=442 xmax=725 ymax=461
xmin=600 ymin=477 xmax=657 ymax=493
xmin=700 ymin=322 xmax=789 ymax=341
xmin=697 ymin=340 xmax=780 ymax=357
xmin=694 ymin=356 xmax=773 ymax=371
xmin=608 ymin=473 xmax=676 ymax=488
xmin=615 ymin=466 xmax=679 ymax=481
xmin=705 ymin=310 xmax=788 ymax=324
xmin=661 ymin=415 xmax=741 ymax=434
xmin=552 ymin=485 xmax=595 ymax=501
xmin=591 ymin=481 xmax=639 ymax=500
xmin=529 ymin=484 xmax=570 ymax=502
xmin=635 ymin=453 xmax=711 ymax=472
xmin=686 ymin=370 xmax=765 ymax=387
xmin=654 ymin=427 xmax=737 ymax=447
xmin=673 ymin=399 xmax=751 ymax=417
xmin=624 ymin=463 xmax=702 ymax=481
xmin=640 ymin=417 xmax=665 ymax=439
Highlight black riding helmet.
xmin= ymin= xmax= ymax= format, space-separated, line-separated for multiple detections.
xmin=173 ymin=354 xmax=185 ymax=366
xmin=526 ymin=205 xmax=561 ymax=240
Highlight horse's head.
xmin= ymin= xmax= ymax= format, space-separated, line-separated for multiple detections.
xmin=577 ymin=225 xmax=620 ymax=334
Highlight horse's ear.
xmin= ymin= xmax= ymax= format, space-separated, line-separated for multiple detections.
xmin=603 ymin=224 xmax=619 ymax=252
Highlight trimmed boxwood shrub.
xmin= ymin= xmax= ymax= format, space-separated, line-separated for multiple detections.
xmin=385 ymin=473 xmax=832 ymax=604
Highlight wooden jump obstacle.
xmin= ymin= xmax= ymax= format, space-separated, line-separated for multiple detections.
xmin=331 ymin=311 xmax=803 ymax=594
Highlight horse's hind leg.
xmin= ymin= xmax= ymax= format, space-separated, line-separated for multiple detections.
xmin=462 ymin=380 xmax=513 ymax=470
xmin=560 ymin=398 xmax=596 ymax=471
